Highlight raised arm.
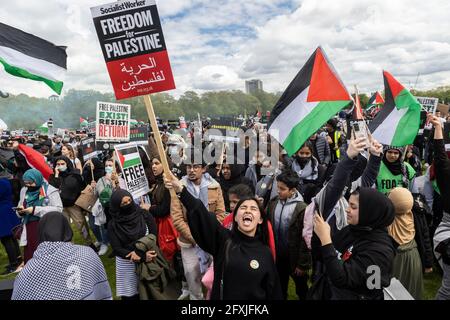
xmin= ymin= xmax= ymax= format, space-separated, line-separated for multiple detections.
xmin=320 ymin=138 xmax=366 ymax=219
xmin=166 ymin=175 xmax=229 ymax=256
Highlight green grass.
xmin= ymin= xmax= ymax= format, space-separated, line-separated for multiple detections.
xmin=1 ymin=223 xmax=444 ymax=300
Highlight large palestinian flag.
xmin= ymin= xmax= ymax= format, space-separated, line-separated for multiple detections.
xmin=268 ymin=47 xmax=352 ymax=156
xmin=0 ymin=22 xmax=67 ymax=94
xmin=368 ymin=71 xmax=421 ymax=146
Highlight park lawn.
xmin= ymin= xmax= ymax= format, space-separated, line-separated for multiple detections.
xmin=0 ymin=223 xmax=443 ymax=300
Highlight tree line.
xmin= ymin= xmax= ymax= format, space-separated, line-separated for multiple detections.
xmin=1 ymin=86 xmax=449 ymax=130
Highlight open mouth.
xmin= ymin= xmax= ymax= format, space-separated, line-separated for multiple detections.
xmin=242 ymin=214 xmax=253 ymax=227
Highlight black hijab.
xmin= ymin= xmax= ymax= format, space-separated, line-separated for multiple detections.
xmin=53 ymin=155 xmax=75 ymax=176
xmin=219 ymin=162 xmax=246 ymax=190
xmin=83 ymin=157 xmax=105 ymax=184
xmin=108 ymin=189 xmax=147 ymax=245
xmin=382 ymin=147 xmax=403 ymax=176
xmin=38 ymin=212 xmax=73 ymax=243
xmin=334 ymin=188 xmax=396 ymax=252
xmin=357 ymin=188 xmax=395 ymax=230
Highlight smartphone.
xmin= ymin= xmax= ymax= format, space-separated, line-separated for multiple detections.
xmin=351 ymin=121 xmax=369 ymax=149
xmin=313 ymin=199 xmax=321 ymax=215
xmin=11 ymin=207 xmax=20 ymax=211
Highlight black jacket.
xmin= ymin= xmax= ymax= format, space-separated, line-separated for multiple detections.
xmin=320 ymin=188 xmax=396 ymax=300
xmin=49 ymin=173 xmax=83 ymax=207
xmin=412 ymin=201 xmax=434 ymax=269
xmin=49 ymin=156 xmax=84 ymax=207
xmin=179 ymin=188 xmax=283 ymax=300
xmin=433 ymin=139 xmax=450 ymax=213
xmin=148 ymin=181 xmax=171 ymax=218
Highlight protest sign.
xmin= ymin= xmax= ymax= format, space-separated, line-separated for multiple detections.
xmin=96 ymin=140 xmax=118 ymax=150
xmin=114 ymin=142 xmax=150 ymax=198
xmin=206 ymin=118 xmax=241 ymax=143
xmin=91 ymin=0 xmax=175 ymax=99
xmin=87 ymin=121 xmax=96 ymax=134
xmin=130 ymin=126 xmax=149 ymax=142
xmin=80 ymin=137 xmax=98 ymax=161
xmin=96 ymin=101 xmax=130 ymax=141
xmin=167 ymin=119 xmax=179 ymax=129
xmin=417 ymin=97 xmax=438 ymax=114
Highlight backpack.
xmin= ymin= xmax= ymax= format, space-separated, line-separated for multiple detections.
xmin=155 ymin=215 xmax=179 ymax=262
xmin=98 ymin=179 xmax=113 ymax=207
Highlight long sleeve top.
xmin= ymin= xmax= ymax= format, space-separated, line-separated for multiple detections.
xmin=177 ymin=188 xmax=283 ymax=300
xmin=433 ymin=139 xmax=450 ymax=213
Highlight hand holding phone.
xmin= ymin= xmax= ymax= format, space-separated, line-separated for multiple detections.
xmin=351 ymin=121 xmax=369 ymax=149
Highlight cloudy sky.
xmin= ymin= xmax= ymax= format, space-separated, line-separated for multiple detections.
xmin=1 ymin=0 xmax=450 ymax=99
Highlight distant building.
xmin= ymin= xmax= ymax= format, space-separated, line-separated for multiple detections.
xmin=245 ymin=79 xmax=263 ymax=94
xmin=49 ymin=95 xmax=59 ymax=101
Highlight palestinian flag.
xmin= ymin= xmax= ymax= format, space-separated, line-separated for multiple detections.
xmin=18 ymin=144 xmax=53 ymax=181
xmin=37 ymin=121 xmax=48 ymax=134
xmin=116 ymin=147 xmax=140 ymax=169
xmin=0 ymin=22 xmax=67 ymax=94
xmin=368 ymin=71 xmax=421 ymax=146
xmin=367 ymin=91 xmax=385 ymax=108
xmin=80 ymin=117 xmax=88 ymax=128
xmin=268 ymin=47 xmax=352 ymax=156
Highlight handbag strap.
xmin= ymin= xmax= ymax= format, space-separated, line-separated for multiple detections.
xmin=220 ymin=238 xmax=232 ymax=300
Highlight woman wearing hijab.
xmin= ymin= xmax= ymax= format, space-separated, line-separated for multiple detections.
xmin=313 ymin=188 xmax=396 ymax=300
xmin=17 ymin=169 xmax=63 ymax=263
xmin=388 ymin=187 xmax=424 ymax=300
xmin=165 ymin=174 xmax=283 ymax=300
xmin=376 ymin=146 xmax=416 ymax=195
xmin=108 ymin=189 xmax=157 ymax=300
xmin=218 ymin=161 xmax=252 ymax=212
xmin=49 ymin=156 xmax=94 ymax=247
xmin=12 ymin=212 xmax=112 ymax=300
xmin=0 ymin=178 xmax=22 ymax=274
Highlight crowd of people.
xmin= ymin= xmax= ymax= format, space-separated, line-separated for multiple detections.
xmin=0 ymin=110 xmax=450 ymax=301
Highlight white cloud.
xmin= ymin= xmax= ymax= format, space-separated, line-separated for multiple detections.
xmin=193 ymin=65 xmax=240 ymax=90
xmin=0 ymin=0 xmax=450 ymax=101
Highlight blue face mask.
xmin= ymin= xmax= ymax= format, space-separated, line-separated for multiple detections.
xmin=105 ymin=167 xmax=113 ymax=174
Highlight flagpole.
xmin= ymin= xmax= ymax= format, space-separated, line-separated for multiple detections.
xmin=144 ymin=94 xmax=177 ymax=198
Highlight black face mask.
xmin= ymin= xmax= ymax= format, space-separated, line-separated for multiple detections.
xmin=27 ymin=185 xmax=40 ymax=192
xmin=120 ymin=202 xmax=135 ymax=215
xmin=296 ymin=156 xmax=311 ymax=166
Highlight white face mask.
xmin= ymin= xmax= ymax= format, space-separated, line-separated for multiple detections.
xmin=105 ymin=167 xmax=113 ymax=174
xmin=57 ymin=165 xmax=67 ymax=172
xmin=168 ymin=146 xmax=178 ymax=156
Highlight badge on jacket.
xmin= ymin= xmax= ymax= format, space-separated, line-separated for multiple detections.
xmin=250 ymin=259 xmax=259 ymax=269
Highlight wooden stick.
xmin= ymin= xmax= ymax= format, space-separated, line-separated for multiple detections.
xmin=216 ymin=142 xmax=225 ymax=177
xmin=144 ymin=95 xmax=177 ymax=197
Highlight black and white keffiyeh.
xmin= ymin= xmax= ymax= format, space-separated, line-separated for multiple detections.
xmin=12 ymin=242 xmax=112 ymax=300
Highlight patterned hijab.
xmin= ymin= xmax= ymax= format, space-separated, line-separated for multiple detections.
xmin=23 ymin=169 xmax=46 ymax=207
